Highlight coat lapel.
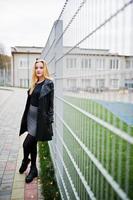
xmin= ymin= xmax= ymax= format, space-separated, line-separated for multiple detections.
xmin=39 ymin=79 xmax=52 ymax=98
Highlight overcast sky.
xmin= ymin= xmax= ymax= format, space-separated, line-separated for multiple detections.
xmin=0 ymin=0 xmax=65 ymax=55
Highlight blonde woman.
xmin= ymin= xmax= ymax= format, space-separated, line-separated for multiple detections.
xmin=19 ymin=59 xmax=54 ymax=183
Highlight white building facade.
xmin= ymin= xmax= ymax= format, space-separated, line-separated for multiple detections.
xmin=11 ymin=45 xmax=133 ymax=90
xmin=11 ymin=46 xmax=43 ymax=87
xmin=63 ymin=47 xmax=133 ymax=92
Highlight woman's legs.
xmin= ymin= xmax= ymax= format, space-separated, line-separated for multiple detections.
xmin=23 ymin=133 xmax=37 ymax=164
xmin=25 ymin=135 xmax=38 ymax=183
xmin=23 ymin=134 xmax=32 ymax=161
xmin=19 ymin=134 xmax=37 ymax=174
xmin=30 ymin=136 xmax=37 ymax=167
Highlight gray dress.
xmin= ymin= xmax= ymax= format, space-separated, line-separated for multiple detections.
xmin=27 ymin=105 xmax=38 ymax=137
xmin=27 ymin=81 xmax=44 ymax=137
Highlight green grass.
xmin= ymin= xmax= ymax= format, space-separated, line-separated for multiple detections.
xmin=38 ymin=142 xmax=61 ymax=200
xmin=64 ymin=96 xmax=133 ymax=134
xmin=63 ymin=96 xmax=133 ymax=200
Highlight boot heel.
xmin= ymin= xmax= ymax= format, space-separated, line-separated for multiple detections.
xmin=25 ymin=167 xmax=38 ymax=183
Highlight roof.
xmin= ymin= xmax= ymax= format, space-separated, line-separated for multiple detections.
xmin=11 ymin=46 xmax=43 ymax=54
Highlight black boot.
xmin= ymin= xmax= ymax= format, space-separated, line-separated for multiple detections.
xmin=25 ymin=166 xmax=38 ymax=183
xmin=19 ymin=158 xmax=30 ymax=174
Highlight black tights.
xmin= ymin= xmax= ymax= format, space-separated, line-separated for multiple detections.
xmin=23 ymin=134 xmax=37 ymax=167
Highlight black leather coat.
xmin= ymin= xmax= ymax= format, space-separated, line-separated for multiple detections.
xmin=19 ymin=79 xmax=54 ymax=141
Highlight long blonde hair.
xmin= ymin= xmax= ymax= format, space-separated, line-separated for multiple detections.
xmin=29 ymin=59 xmax=51 ymax=94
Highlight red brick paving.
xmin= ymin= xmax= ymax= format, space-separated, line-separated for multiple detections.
xmin=0 ymin=88 xmax=44 ymax=200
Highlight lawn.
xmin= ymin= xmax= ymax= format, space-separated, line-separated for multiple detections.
xmin=62 ymin=96 xmax=133 ymax=200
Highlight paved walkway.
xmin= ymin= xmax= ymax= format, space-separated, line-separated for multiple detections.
xmin=0 ymin=87 xmax=43 ymax=200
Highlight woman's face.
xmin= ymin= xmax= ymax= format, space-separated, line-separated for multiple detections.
xmin=35 ymin=62 xmax=44 ymax=78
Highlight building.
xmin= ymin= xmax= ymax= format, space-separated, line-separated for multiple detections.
xmin=63 ymin=47 xmax=133 ymax=92
xmin=11 ymin=46 xmax=43 ymax=87
xmin=11 ymin=45 xmax=133 ymax=90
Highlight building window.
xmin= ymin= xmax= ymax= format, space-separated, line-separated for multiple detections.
xmin=81 ymin=58 xmax=91 ymax=68
xmin=85 ymin=59 xmax=88 ymax=68
xmin=110 ymin=59 xmax=119 ymax=69
xmin=88 ymin=59 xmax=91 ymax=68
xmin=74 ymin=58 xmax=76 ymax=68
xmin=67 ymin=79 xmax=78 ymax=91
xmin=126 ymin=60 xmax=130 ymax=69
xmin=66 ymin=58 xmax=76 ymax=68
xmin=96 ymin=59 xmax=105 ymax=70
xmin=81 ymin=59 xmax=84 ymax=68
xmin=81 ymin=79 xmax=91 ymax=90
xmin=19 ymin=59 xmax=27 ymax=68
xmin=20 ymin=79 xmax=28 ymax=88
xmin=96 ymin=79 xmax=105 ymax=88
xmin=125 ymin=60 xmax=133 ymax=69
xmin=66 ymin=58 xmax=70 ymax=68
xmin=110 ymin=79 xmax=119 ymax=89
xmin=124 ymin=79 xmax=133 ymax=89
xmin=66 ymin=58 xmax=68 ymax=68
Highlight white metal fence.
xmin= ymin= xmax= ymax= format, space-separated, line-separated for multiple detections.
xmin=41 ymin=0 xmax=133 ymax=199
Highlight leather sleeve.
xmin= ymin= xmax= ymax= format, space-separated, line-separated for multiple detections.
xmin=47 ymin=82 xmax=54 ymax=124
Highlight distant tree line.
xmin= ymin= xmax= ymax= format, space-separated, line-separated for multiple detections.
xmin=0 ymin=53 xmax=11 ymax=69
xmin=0 ymin=43 xmax=11 ymax=85
xmin=0 ymin=43 xmax=11 ymax=69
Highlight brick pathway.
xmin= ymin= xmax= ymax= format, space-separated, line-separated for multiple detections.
xmin=0 ymin=87 xmax=43 ymax=200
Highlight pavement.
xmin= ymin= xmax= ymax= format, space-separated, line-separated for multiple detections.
xmin=0 ymin=87 xmax=44 ymax=200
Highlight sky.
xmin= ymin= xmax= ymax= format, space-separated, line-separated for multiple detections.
xmin=0 ymin=0 xmax=65 ymax=55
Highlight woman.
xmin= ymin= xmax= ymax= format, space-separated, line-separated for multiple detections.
xmin=19 ymin=59 xmax=54 ymax=183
